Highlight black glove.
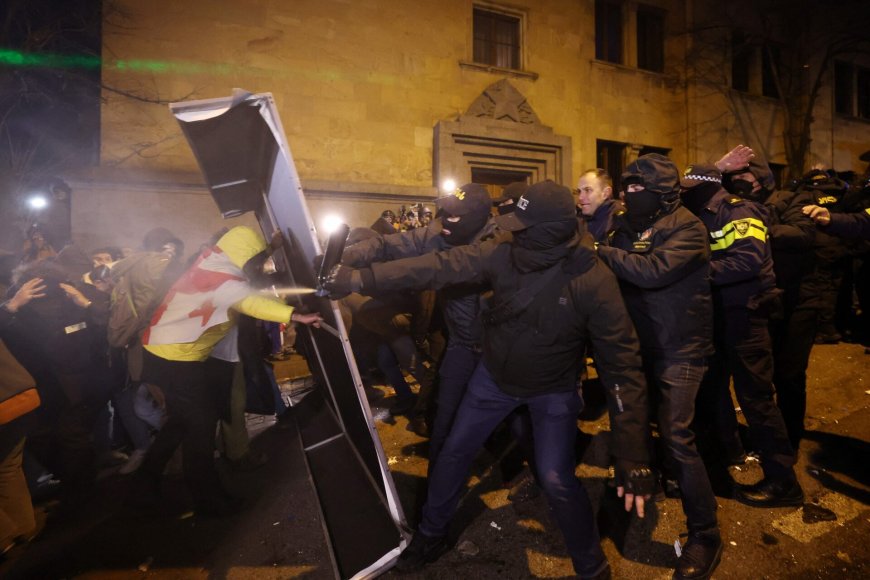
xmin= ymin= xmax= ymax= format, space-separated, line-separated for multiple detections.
xmin=614 ymin=460 xmax=657 ymax=496
xmin=323 ymin=264 xmax=362 ymax=299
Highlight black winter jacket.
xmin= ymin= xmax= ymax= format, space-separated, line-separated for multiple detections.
xmin=826 ymin=208 xmax=870 ymax=239
xmin=763 ymin=189 xmax=816 ymax=311
xmin=597 ymin=206 xmax=714 ymax=360
xmin=342 ymin=220 xmax=491 ymax=348
xmin=360 ymin=232 xmax=650 ymax=464
xmin=691 ymin=190 xmax=777 ymax=309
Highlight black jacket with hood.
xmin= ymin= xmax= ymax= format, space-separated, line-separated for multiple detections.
xmin=356 ymin=230 xmax=650 ymax=464
xmin=341 ymin=219 xmax=493 ymax=349
xmin=598 ymin=205 xmax=714 ymax=360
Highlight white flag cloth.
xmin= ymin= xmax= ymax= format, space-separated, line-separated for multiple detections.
xmin=143 ymin=248 xmax=252 ymax=346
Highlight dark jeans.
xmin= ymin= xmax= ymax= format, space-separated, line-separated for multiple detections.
xmin=771 ymin=306 xmax=817 ymax=450
xmin=140 ymin=352 xmax=228 ymax=506
xmin=376 ymin=344 xmax=414 ymax=403
xmin=700 ymin=307 xmax=795 ymax=481
xmin=427 ymin=344 xmax=481 ymax=472
xmin=419 ymin=362 xmax=605 ymax=576
xmin=649 ymin=358 xmax=718 ymax=535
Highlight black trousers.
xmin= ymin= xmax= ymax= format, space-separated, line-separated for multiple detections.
xmin=770 ymin=305 xmax=818 ymax=450
xmin=699 ymin=307 xmax=796 ymax=482
xmin=140 ymin=351 xmax=229 ymax=506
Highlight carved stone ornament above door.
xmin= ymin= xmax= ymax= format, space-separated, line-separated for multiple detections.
xmin=434 ymin=79 xmax=572 ymax=187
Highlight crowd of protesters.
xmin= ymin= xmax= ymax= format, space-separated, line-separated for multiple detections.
xmin=323 ymin=145 xmax=869 ymax=580
xmin=0 ymin=143 xmax=867 ymax=578
xmin=0 ymin=224 xmax=321 ymax=559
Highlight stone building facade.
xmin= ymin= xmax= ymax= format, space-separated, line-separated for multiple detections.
xmin=69 ymin=0 xmax=870 ymax=252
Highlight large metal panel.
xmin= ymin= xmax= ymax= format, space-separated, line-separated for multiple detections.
xmin=170 ymin=90 xmax=408 ymax=579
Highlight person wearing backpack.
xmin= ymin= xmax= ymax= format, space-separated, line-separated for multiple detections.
xmin=133 ymin=226 xmax=321 ymax=517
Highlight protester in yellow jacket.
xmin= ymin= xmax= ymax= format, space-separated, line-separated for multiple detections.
xmin=134 ymin=226 xmax=320 ymax=516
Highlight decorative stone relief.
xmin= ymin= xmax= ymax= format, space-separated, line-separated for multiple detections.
xmin=464 ymin=79 xmax=541 ymax=124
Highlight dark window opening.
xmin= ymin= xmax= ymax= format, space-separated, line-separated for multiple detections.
xmin=761 ymin=45 xmax=781 ymax=98
xmin=638 ymin=145 xmax=670 ymax=158
xmin=473 ymin=7 xmax=521 ymax=70
xmin=637 ymin=5 xmax=664 ymax=73
xmin=834 ymin=61 xmax=854 ymax=115
xmin=595 ymin=0 xmax=623 ymax=64
xmin=857 ymin=66 xmax=870 ymax=119
xmin=597 ymin=140 xmax=626 ymax=193
xmin=471 ymin=168 xmax=532 ymax=201
xmin=731 ymin=30 xmax=751 ymax=92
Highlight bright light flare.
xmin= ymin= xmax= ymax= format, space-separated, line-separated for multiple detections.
xmin=441 ymin=178 xmax=456 ymax=194
xmin=321 ymin=214 xmax=344 ymax=235
xmin=27 ymin=195 xmax=48 ymax=210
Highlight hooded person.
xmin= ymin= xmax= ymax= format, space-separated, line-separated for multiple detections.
xmin=134 ymin=226 xmax=321 ymax=516
xmin=681 ymin=163 xmax=802 ymax=509
xmin=597 ymin=155 xmax=722 ymax=580
xmin=435 ymin=183 xmax=493 ymax=246
xmin=333 ymin=184 xmax=496 ymax=440
xmin=326 ymin=180 xmax=654 ymax=578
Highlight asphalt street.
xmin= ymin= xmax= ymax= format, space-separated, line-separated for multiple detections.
xmin=0 ymin=342 xmax=867 ymax=579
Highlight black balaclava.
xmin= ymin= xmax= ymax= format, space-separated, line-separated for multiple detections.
xmin=624 ymin=188 xmax=662 ymax=231
xmin=511 ymin=218 xmax=578 ymax=272
xmin=440 ymin=210 xmax=489 ymax=246
xmin=681 ymin=181 xmax=720 ymax=214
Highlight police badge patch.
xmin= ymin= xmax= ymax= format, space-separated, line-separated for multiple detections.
xmin=734 ymin=220 xmax=750 ymax=236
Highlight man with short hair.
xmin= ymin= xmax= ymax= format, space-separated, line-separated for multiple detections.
xmin=576 ymin=169 xmax=622 ymax=242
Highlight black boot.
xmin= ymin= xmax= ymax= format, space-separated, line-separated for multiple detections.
xmin=674 ymin=533 xmax=723 ymax=580
xmin=735 ymin=477 xmax=804 ymax=507
xmin=394 ymin=531 xmax=448 ymax=573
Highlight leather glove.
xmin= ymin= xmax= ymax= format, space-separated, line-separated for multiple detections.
xmin=323 ymin=264 xmax=362 ymax=299
xmin=614 ymin=460 xmax=657 ymax=496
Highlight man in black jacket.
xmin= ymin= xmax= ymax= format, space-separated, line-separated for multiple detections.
xmin=340 ymin=183 xmax=494 ymax=459
xmin=597 ymin=154 xmax=721 ymax=580
xmin=327 ymin=181 xmax=653 ymax=579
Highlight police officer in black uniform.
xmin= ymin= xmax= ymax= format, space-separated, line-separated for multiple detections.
xmin=681 ymin=164 xmax=802 ymax=508
xmin=721 ymin=156 xmax=817 ymax=451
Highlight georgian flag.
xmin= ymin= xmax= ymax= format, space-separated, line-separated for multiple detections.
xmin=142 ymin=247 xmax=252 ymax=346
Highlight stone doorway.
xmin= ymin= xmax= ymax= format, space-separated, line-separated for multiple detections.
xmin=433 ymin=79 xmax=572 ymax=198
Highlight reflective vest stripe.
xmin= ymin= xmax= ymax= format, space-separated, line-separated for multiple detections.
xmin=709 ymin=217 xmax=767 ymax=251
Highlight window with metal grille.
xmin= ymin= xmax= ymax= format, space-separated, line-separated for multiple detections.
xmin=595 ymin=0 xmax=623 ymax=64
xmin=473 ymin=7 xmax=521 ymax=70
xmin=637 ymin=5 xmax=664 ymax=73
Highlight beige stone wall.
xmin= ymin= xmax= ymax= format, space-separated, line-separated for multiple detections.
xmin=86 ymin=0 xmax=868 ymax=249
